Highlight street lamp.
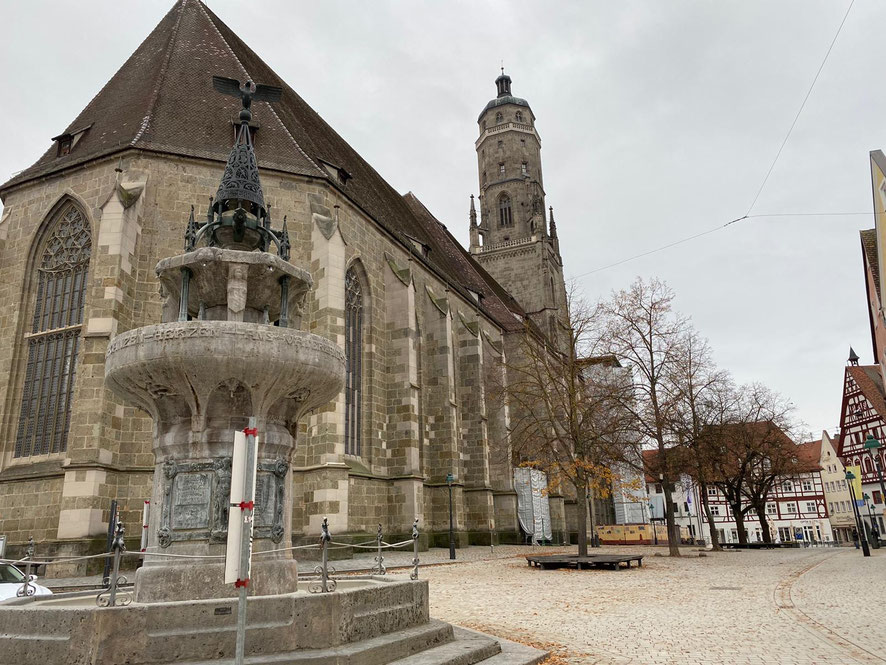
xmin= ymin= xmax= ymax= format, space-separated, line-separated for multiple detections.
xmin=863 ymin=434 xmax=886 ymax=513
xmin=846 ymin=470 xmax=871 ymax=557
xmin=446 ymin=473 xmax=455 ymax=560
xmin=863 ymin=493 xmax=880 ymax=548
xmin=648 ymin=502 xmax=658 ymax=546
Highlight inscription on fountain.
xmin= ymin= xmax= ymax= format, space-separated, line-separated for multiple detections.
xmin=254 ymin=472 xmax=275 ymax=527
xmin=171 ymin=473 xmax=212 ymax=529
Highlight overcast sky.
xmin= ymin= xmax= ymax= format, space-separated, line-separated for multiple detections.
xmin=1 ymin=0 xmax=882 ymax=436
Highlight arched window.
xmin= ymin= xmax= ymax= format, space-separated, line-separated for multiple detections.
xmin=344 ymin=266 xmax=364 ymax=456
xmin=15 ymin=203 xmax=91 ymax=457
xmin=515 ymin=111 xmax=523 ymax=122
xmin=495 ymin=112 xmax=503 ymax=124
xmin=498 ymin=194 xmax=513 ymax=227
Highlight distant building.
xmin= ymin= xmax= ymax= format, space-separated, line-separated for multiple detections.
xmin=644 ymin=440 xmax=833 ymax=545
xmin=819 ymin=430 xmax=856 ymax=543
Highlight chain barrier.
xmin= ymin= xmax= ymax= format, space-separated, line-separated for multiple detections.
xmin=4 ymin=517 xmax=423 ymax=599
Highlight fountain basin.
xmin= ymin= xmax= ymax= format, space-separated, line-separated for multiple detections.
xmin=0 ymin=576 xmax=430 ymax=665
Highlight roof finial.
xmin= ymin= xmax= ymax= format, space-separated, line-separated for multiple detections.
xmin=548 ymin=206 xmax=557 ymax=238
xmin=848 ymin=346 xmax=860 ymax=366
xmin=469 ymin=194 xmax=477 ymax=227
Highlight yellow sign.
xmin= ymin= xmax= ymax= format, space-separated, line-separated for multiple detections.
xmin=846 ymin=464 xmax=863 ymax=504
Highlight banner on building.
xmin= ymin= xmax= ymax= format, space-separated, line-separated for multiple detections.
xmin=846 ymin=464 xmax=864 ymax=507
xmin=513 ymin=467 xmax=553 ymax=541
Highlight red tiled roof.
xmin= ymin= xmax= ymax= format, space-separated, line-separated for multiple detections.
xmin=796 ymin=440 xmax=822 ymax=472
xmin=847 ymin=365 xmax=886 ymax=421
xmin=1 ymin=0 xmax=529 ymax=334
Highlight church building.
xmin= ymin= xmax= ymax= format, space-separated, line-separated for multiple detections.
xmin=0 ymin=0 xmax=574 ymax=562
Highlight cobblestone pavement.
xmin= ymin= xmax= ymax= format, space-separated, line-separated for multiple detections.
xmin=421 ymin=545 xmax=886 ymax=665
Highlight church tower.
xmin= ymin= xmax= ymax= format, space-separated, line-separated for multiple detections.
xmin=470 ymin=72 xmax=567 ymax=345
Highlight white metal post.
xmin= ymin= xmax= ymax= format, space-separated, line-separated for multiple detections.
xmin=232 ymin=417 xmax=258 ymax=665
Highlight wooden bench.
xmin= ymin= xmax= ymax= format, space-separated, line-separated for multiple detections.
xmin=525 ymin=554 xmax=643 ymax=570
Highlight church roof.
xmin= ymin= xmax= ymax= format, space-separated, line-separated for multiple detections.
xmin=2 ymin=0 xmax=529 ymax=334
xmin=402 ymin=193 xmax=526 ymax=332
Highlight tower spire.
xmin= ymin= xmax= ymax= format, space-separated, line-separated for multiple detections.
xmin=548 ymin=207 xmax=557 ymax=238
xmin=848 ymin=347 xmax=860 ymax=365
xmin=470 ymin=194 xmax=477 ymax=226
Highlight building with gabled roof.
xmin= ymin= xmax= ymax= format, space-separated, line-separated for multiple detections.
xmin=0 ymin=0 xmax=576 ymax=561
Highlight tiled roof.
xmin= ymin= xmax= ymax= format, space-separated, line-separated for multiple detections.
xmin=847 ymin=365 xmax=886 ymax=421
xmin=402 ymin=193 xmax=525 ymax=332
xmin=795 ymin=440 xmax=822 ymax=472
xmin=860 ymin=229 xmax=880 ymax=297
xmin=1 ymin=0 xmax=528 ymax=334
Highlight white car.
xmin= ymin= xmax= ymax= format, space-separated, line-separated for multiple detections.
xmin=0 ymin=562 xmax=52 ymax=601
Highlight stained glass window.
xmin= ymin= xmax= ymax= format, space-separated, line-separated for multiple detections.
xmin=14 ymin=204 xmax=90 ymax=457
xmin=344 ymin=267 xmax=364 ymax=457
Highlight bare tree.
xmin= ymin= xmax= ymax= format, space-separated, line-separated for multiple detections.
xmin=501 ymin=289 xmax=635 ymax=557
xmin=702 ymin=385 xmax=799 ymax=545
xmin=668 ymin=329 xmax=736 ymax=551
xmin=600 ymin=278 xmax=688 ymax=556
xmin=736 ymin=386 xmax=799 ymax=544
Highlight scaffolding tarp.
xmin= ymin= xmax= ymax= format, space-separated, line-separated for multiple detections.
xmin=514 ymin=467 xmax=553 ymax=541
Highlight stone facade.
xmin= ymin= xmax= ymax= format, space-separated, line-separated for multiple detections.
xmin=0 ymin=2 xmax=576 ymax=566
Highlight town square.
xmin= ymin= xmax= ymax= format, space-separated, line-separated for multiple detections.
xmin=0 ymin=1 xmax=884 ymax=664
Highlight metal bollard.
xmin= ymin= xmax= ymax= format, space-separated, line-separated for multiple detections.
xmin=410 ymin=518 xmax=420 ymax=581
xmin=97 ymin=515 xmax=132 ymax=607
xmin=310 ymin=517 xmax=336 ymax=593
xmin=373 ymin=523 xmax=386 ymax=575
xmin=17 ymin=537 xmax=36 ymax=598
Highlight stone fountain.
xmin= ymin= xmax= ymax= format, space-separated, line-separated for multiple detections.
xmin=0 ymin=78 xmax=544 ymax=665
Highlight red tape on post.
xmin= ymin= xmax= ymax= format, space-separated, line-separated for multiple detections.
xmin=238 ymin=501 xmax=254 ymax=510
xmin=234 ymin=578 xmax=249 ymax=588
xmin=243 ymin=427 xmax=258 ymax=436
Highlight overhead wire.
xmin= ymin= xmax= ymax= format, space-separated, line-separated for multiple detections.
xmin=573 ymin=211 xmax=869 ymax=278
xmin=574 ymin=0 xmax=856 ymax=278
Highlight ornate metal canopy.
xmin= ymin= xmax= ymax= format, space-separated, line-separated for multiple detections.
xmin=185 ymin=76 xmax=289 ymax=257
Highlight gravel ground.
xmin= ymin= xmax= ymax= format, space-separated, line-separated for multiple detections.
xmin=421 ymin=545 xmax=886 ymax=665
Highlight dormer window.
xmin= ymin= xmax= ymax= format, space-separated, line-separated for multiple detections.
xmin=51 ymin=124 xmax=92 ymax=158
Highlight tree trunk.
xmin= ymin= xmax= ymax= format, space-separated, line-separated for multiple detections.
xmin=700 ymin=482 xmax=721 ymax=551
xmin=576 ymin=479 xmax=589 ymax=557
xmin=754 ymin=503 xmax=772 ymax=543
xmin=731 ymin=502 xmax=749 ymax=545
xmin=587 ymin=485 xmax=597 ymax=548
xmin=662 ymin=480 xmax=681 ymax=556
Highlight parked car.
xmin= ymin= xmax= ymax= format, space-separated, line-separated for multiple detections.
xmin=0 ymin=563 xmax=52 ymax=601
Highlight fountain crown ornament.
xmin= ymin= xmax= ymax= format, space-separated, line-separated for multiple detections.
xmin=186 ymin=76 xmax=287 ymax=254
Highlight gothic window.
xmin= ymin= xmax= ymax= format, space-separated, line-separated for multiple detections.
xmin=495 ymin=112 xmax=503 ymax=124
xmin=498 ymin=194 xmax=513 ymax=227
xmin=344 ymin=266 xmax=364 ymax=457
xmin=515 ymin=111 xmax=523 ymax=122
xmin=15 ymin=203 xmax=91 ymax=458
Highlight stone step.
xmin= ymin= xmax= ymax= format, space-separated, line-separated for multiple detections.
xmin=385 ymin=627 xmax=500 ymax=665
xmin=450 ymin=628 xmax=548 ymax=665
xmin=173 ymin=619 xmax=454 ymax=665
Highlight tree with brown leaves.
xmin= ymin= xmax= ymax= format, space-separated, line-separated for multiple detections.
xmin=500 ymin=290 xmax=636 ymax=557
